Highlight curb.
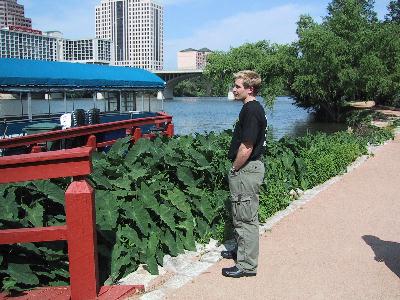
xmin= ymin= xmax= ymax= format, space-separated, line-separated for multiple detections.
xmin=124 ymin=133 xmax=398 ymax=300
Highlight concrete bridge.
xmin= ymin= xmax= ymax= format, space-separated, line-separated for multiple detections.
xmin=153 ymin=69 xmax=203 ymax=99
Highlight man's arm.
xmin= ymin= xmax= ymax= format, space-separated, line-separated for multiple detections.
xmin=232 ymin=141 xmax=253 ymax=171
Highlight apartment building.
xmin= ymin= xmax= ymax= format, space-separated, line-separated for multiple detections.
xmin=95 ymin=0 xmax=164 ymax=70
xmin=0 ymin=26 xmax=59 ymax=61
xmin=0 ymin=0 xmax=31 ymax=29
xmin=0 ymin=26 xmax=114 ymax=65
xmin=177 ymin=47 xmax=212 ymax=70
xmin=62 ymin=38 xmax=114 ymax=65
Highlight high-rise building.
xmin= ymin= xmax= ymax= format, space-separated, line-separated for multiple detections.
xmin=95 ymin=0 xmax=164 ymax=70
xmin=0 ymin=26 xmax=114 ymax=65
xmin=177 ymin=48 xmax=212 ymax=70
xmin=0 ymin=0 xmax=31 ymax=29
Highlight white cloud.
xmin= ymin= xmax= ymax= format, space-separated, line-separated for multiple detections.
xmin=163 ymin=4 xmax=312 ymax=69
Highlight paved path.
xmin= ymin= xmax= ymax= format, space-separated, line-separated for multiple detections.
xmin=165 ymin=135 xmax=400 ymax=300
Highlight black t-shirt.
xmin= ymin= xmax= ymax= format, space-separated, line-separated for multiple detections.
xmin=228 ymin=100 xmax=267 ymax=161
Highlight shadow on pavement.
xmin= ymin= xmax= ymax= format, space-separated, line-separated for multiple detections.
xmin=362 ymin=235 xmax=400 ymax=278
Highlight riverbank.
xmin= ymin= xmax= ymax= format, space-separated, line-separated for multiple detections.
xmin=131 ymin=129 xmax=400 ymax=300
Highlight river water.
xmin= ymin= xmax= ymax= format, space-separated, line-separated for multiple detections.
xmin=164 ymin=96 xmax=346 ymax=139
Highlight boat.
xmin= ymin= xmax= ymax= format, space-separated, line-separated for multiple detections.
xmin=0 ymin=58 xmax=173 ymax=155
xmin=227 ymin=89 xmax=235 ymax=100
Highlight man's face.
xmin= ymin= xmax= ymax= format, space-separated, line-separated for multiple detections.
xmin=232 ymin=78 xmax=252 ymax=101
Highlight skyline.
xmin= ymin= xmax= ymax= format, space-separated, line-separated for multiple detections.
xmin=19 ymin=0 xmax=392 ymax=69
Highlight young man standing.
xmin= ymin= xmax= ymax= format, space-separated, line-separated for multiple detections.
xmin=222 ymin=70 xmax=266 ymax=278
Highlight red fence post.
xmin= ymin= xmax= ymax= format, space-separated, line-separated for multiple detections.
xmin=165 ymin=123 xmax=174 ymax=138
xmin=86 ymin=135 xmax=97 ymax=149
xmin=132 ymin=127 xmax=142 ymax=143
xmin=65 ymin=178 xmax=99 ymax=300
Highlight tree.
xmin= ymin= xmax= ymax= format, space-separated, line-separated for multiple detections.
xmin=327 ymin=0 xmax=377 ymax=22
xmin=385 ymin=0 xmax=400 ymax=23
xmin=289 ymin=0 xmax=383 ymax=121
xmin=204 ymin=41 xmax=295 ymax=105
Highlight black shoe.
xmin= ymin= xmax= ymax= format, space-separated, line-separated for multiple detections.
xmin=222 ymin=266 xmax=256 ymax=278
xmin=221 ymin=250 xmax=237 ymax=260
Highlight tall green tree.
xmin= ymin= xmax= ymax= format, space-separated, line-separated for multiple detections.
xmin=385 ymin=0 xmax=400 ymax=23
xmin=289 ymin=0 xmax=382 ymax=121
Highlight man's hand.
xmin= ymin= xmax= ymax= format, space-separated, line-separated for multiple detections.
xmin=233 ymin=141 xmax=253 ymax=171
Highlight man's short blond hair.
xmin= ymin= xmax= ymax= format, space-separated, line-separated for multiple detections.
xmin=233 ymin=70 xmax=262 ymax=95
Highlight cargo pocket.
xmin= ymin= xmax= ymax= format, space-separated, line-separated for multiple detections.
xmin=233 ymin=194 xmax=257 ymax=223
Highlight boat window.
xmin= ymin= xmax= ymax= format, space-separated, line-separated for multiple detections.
xmin=0 ymin=93 xmax=25 ymax=118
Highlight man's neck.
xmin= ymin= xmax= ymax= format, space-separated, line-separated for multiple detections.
xmin=242 ymin=96 xmax=256 ymax=104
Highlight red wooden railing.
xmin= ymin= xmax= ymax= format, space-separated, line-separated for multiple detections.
xmin=0 ymin=112 xmax=174 ymax=151
xmin=0 ymin=147 xmax=143 ymax=300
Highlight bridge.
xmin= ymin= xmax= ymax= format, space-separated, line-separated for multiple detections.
xmin=153 ymin=69 xmax=203 ymax=99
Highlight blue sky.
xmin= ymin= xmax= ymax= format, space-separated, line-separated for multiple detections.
xmin=19 ymin=0 xmax=391 ymax=69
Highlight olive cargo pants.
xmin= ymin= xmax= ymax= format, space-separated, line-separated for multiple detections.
xmin=228 ymin=160 xmax=265 ymax=273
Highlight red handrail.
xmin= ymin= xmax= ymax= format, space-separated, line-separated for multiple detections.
xmin=0 ymin=147 xmax=141 ymax=299
xmin=0 ymin=112 xmax=174 ymax=150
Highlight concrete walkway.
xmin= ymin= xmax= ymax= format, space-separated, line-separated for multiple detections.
xmin=164 ymin=135 xmax=400 ymax=300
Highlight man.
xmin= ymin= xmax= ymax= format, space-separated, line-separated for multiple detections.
xmin=222 ymin=70 xmax=266 ymax=278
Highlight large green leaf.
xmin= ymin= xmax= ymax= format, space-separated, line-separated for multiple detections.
xmin=119 ymin=226 xmax=143 ymax=249
xmin=125 ymin=201 xmax=153 ymax=236
xmin=21 ymin=202 xmax=44 ymax=227
xmin=110 ymin=244 xmax=131 ymax=279
xmin=164 ymin=188 xmax=191 ymax=214
xmin=138 ymin=183 xmax=159 ymax=214
xmin=163 ymin=229 xmax=178 ymax=256
xmin=176 ymin=218 xmax=195 ymax=233
xmin=96 ymin=190 xmax=120 ymax=230
xmin=158 ymin=204 xmax=176 ymax=231
xmin=125 ymin=138 xmax=153 ymax=163
xmin=128 ymin=167 xmax=147 ymax=182
xmin=7 ymin=264 xmax=39 ymax=285
xmin=196 ymin=218 xmax=211 ymax=237
xmin=194 ymin=198 xmax=215 ymax=223
xmin=183 ymin=229 xmax=196 ymax=251
xmin=188 ymin=148 xmax=209 ymax=167
xmin=108 ymin=136 xmax=131 ymax=157
xmin=0 ymin=189 xmax=18 ymax=221
xmin=90 ymin=171 xmax=113 ymax=189
xmin=33 ymin=180 xmax=64 ymax=205
xmin=145 ymin=234 xmax=159 ymax=274
xmin=177 ymin=166 xmax=197 ymax=187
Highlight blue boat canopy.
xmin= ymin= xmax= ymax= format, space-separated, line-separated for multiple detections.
xmin=0 ymin=58 xmax=166 ymax=92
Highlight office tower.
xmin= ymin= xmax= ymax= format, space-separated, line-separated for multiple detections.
xmin=95 ymin=0 xmax=163 ymax=70
xmin=177 ymin=48 xmax=212 ymax=70
xmin=0 ymin=0 xmax=31 ymax=29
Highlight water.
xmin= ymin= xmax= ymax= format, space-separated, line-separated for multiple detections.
xmin=163 ymin=96 xmax=346 ymax=139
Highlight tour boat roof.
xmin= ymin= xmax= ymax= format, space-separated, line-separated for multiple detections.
xmin=0 ymin=58 xmax=166 ymax=92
